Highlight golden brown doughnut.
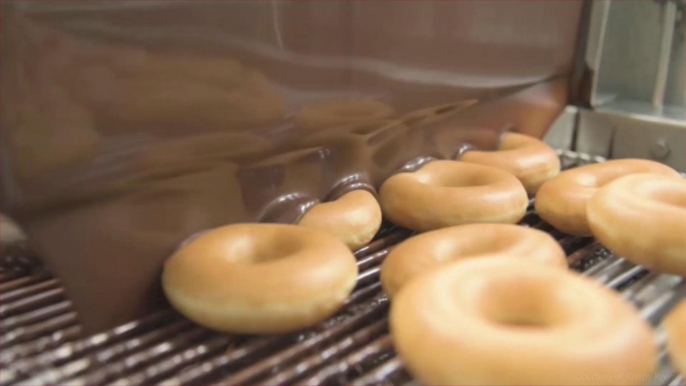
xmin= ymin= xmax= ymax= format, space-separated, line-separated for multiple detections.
xmin=25 ymin=163 xmax=244 ymax=332
xmin=379 ymin=161 xmax=528 ymax=232
xmin=535 ymin=159 xmax=680 ymax=236
xmin=461 ymin=132 xmax=560 ymax=194
xmin=663 ymin=299 xmax=686 ymax=377
xmin=391 ymin=257 xmax=658 ymax=385
xmin=587 ymin=173 xmax=686 ymax=276
xmin=298 ymin=190 xmax=382 ymax=251
xmin=293 ymin=99 xmax=395 ymax=130
xmin=381 ymin=224 xmax=566 ymax=297
xmin=162 ymin=224 xmax=358 ymax=334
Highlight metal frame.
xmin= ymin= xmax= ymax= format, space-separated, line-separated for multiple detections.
xmin=544 ymin=106 xmax=686 ymax=172
xmin=549 ymin=0 xmax=686 ymax=171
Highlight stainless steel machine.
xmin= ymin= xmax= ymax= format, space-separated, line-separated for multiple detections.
xmin=0 ymin=1 xmax=684 ymax=385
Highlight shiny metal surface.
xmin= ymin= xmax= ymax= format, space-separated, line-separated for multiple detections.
xmin=574 ymin=103 xmax=686 ymax=171
xmin=583 ymin=0 xmax=686 ymax=109
xmin=572 ymin=1 xmax=686 ymax=174
xmin=542 ymin=105 xmax=577 ymax=151
xmin=580 ymin=0 xmax=611 ymax=106
xmin=0 ymin=1 xmax=584 ymax=332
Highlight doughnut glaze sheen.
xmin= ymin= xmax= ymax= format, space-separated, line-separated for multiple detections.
xmin=381 ymin=224 xmax=566 ymax=296
xmin=663 ymin=299 xmax=686 ymax=377
xmin=535 ymin=159 xmax=680 ymax=236
xmin=461 ymin=132 xmax=560 ymax=194
xmin=379 ymin=161 xmax=528 ymax=232
xmin=298 ymin=190 xmax=382 ymax=250
xmin=391 ymin=257 xmax=658 ymax=385
xmin=587 ymin=173 xmax=686 ymax=276
xmin=163 ymin=224 xmax=358 ymax=334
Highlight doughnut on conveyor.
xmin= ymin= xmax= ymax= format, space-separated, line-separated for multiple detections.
xmin=0 ymin=151 xmax=683 ymax=386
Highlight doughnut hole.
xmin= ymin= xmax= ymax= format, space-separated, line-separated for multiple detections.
xmin=535 ymin=159 xmax=679 ymax=235
xmin=227 ymin=232 xmax=305 ymax=264
xmin=459 ymin=133 xmax=561 ymax=195
xmin=379 ymin=161 xmax=528 ymax=231
xmin=587 ymin=173 xmax=686 ymax=276
xmin=380 ymin=224 xmax=566 ymax=297
xmin=571 ymin=162 xmax=677 ymax=189
xmin=637 ymin=181 xmax=686 ymax=209
xmin=476 ymin=275 xmax=578 ymax=329
xmin=163 ymin=224 xmax=358 ymax=334
xmin=391 ymin=257 xmax=658 ymax=386
xmin=430 ymin=226 xmax=548 ymax=259
xmin=415 ymin=165 xmax=500 ymax=188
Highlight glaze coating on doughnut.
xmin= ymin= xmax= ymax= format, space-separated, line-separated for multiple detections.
xmin=588 ymin=173 xmax=686 ymax=276
xmin=162 ymin=224 xmax=358 ymax=334
xmin=391 ymin=257 xmax=658 ymax=385
xmin=381 ymin=224 xmax=566 ymax=296
xmin=298 ymin=190 xmax=382 ymax=251
xmin=663 ymin=299 xmax=686 ymax=377
xmin=535 ymin=159 xmax=680 ymax=236
xmin=379 ymin=161 xmax=528 ymax=232
xmin=461 ymin=132 xmax=560 ymax=194
xmin=293 ymin=99 xmax=395 ymax=130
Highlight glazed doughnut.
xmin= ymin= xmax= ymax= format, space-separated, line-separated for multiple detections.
xmin=663 ymin=299 xmax=686 ymax=377
xmin=298 ymin=190 xmax=382 ymax=251
xmin=379 ymin=161 xmax=528 ymax=232
xmin=535 ymin=159 xmax=680 ymax=236
xmin=163 ymin=224 xmax=358 ymax=334
xmin=391 ymin=257 xmax=658 ymax=385
xmin=21 ymin=162 xmax=246 ymax=331
xmin=294 ymin=99 xmax=395 ymax=130
xmin=587 ymin=173 xmax=686 ymax=276
xmin=461 ymin=132 xmax=560 ymax=194
xmin=381 ymin=224 xmax=566 ymax=297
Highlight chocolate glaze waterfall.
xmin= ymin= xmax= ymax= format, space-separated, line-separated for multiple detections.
xmin=0 ymin=1 xmax=583 ymax=332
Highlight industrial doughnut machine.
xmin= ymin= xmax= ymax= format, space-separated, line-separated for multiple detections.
xmin=0 ymin=1 xmax=684 ymax=385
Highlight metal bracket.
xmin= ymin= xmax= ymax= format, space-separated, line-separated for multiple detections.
xmin=574 ymin=103 xmax=686 ymax=172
